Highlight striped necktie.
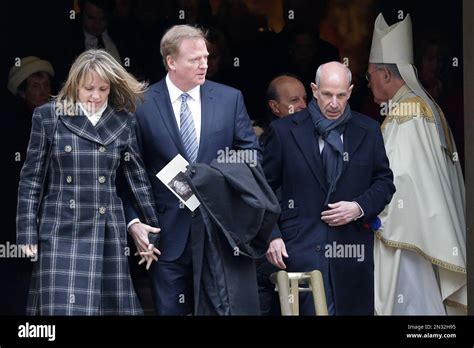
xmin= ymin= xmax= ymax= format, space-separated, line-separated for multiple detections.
xmin=179 ymin=93 xmax=199 ymax=162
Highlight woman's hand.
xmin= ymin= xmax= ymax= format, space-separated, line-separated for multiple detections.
xmin=20 ymin=244 xmax=38 ymax=257
xmin=128 ymin=222 xmax=161 ymax=270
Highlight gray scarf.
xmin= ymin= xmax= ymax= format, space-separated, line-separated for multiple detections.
xmin=308 ymin=99 xmax=352 ymax=206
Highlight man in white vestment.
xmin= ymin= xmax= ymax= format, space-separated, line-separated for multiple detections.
xmin=367 ymin=13 xmax=467 ymax=315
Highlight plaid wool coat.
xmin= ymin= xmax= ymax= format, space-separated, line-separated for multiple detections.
xmin=16 ymin=101 xmax=159 ymax=315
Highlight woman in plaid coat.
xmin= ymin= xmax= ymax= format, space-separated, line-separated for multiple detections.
xmin=16 ymin=50 xmax=160 ymax=315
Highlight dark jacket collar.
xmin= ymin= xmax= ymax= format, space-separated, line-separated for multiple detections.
xmin=290 ymin=109 xmax=368 ymax=191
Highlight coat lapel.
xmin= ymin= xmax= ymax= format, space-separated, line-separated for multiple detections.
xmin=197 ymin=82 xmax=216 ymax=162
xmin=291 ymin=113 xmax=327 ymax=192
xmin=59 ymin=106 xmax=128 ymax=146
xmin=94 ymin=106 xmax=129 ymax=145
xmin=59 ymin=114 xmax=104 ymax=145
xmin=152 ymin=81 xmax=187 ymax=156
xmin=342 ymin=118 xmax=367 ymax=175
xmin=290 ymin=112 xmax=367 ymax=192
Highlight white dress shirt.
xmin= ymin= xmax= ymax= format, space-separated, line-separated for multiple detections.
xmin=127 ymin=76 xmax=203 ymax=230
xmin=165 ymin=74 xmax=202 ymax=145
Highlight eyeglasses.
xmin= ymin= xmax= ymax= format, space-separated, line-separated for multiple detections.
xmin=365 ymin=68 xmax=382 ymax=81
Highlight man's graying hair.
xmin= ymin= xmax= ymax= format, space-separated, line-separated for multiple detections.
xmin=160 ymin=25 xmax=208 ymax=71
xmin=315 ymin=63 xmax=352 ymax=87
xmin=373 ymin=63 xmax=402 ymax=79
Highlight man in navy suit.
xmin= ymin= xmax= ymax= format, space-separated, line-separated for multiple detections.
xmin=263 ymin=62 xmax=395 ymax=315
xmin=122 ymin=25 xmax=260 ymax=315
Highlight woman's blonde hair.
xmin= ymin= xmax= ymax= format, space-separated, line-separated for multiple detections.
xmin=56 ymin=49 xmax=147 ymax=114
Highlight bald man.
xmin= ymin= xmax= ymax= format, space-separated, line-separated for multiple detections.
xmin=256 ymin=74 xmax=307 ymax=315
xmin=263 ymin=62 xmax=395 ymax=315
xmin=267 ymin=74 xmax=307 ymax=118
xmin=254 ymin=74 xmax=307 ymax=143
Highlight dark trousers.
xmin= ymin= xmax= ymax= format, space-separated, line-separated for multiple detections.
xmin=298 ymin=268 xmax=335 ymax=316
xmin=256 ymin=257 xmax=281 ymax=315
xmin=148 ymin=233 xmax=194 ymax=315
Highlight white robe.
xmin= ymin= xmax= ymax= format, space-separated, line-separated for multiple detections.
xmin=374 ymin=85 xmax=466 ymax=315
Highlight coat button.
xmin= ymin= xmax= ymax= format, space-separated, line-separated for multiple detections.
xmin=98 ymin=176 xmax=106 ymax=184
xmin=315 ymin=245 xmax=321 ymax=252
xmin=66 ymin=175 xmax=73 ymax=183
xmin=191 ymin=211 xmax=196 ymax=218
xmin=98 ymin=206 xmax=106 ymax=214
xmin=64 ymin=145 xmax=72 ymax=153
xmin=98 ymin=146 xmax=106 ymax=153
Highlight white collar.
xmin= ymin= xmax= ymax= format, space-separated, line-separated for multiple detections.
xmin=165 ymin=74 xmax=201 ymax=103
xmin=79 ymin=101 xmax=108 ymax=119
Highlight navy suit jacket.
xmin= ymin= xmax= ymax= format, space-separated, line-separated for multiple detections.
xmin=122 ymin=78 xmax=260 ymax=262
xmin=263 ymin=108 xmax=395 ymax=315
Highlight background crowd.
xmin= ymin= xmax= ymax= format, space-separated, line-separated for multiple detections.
xmin=2 ymin=0 xmax=465 ymax=315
